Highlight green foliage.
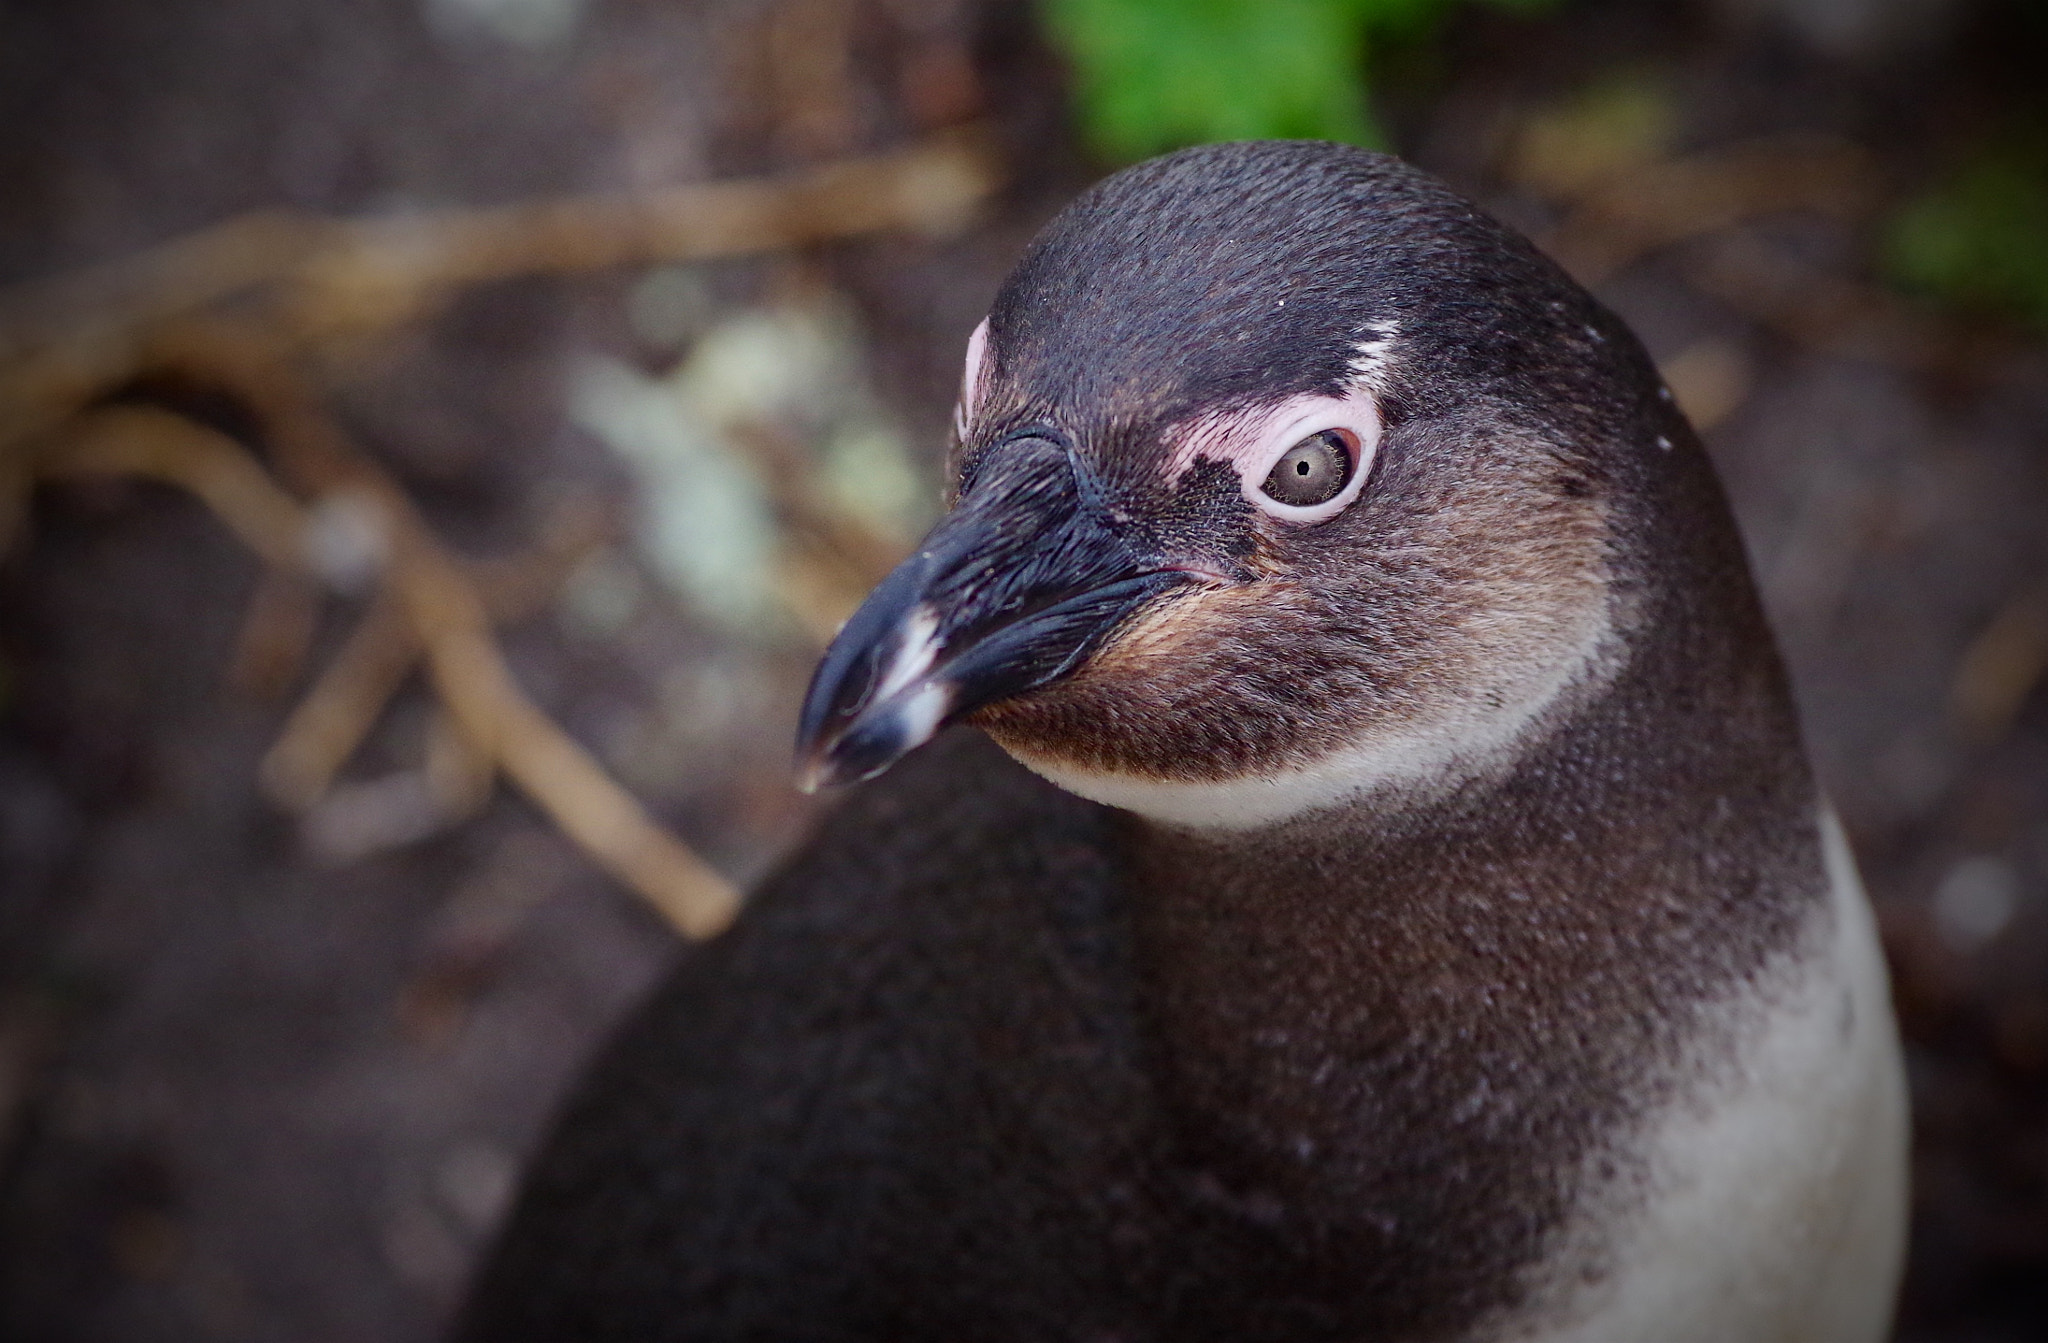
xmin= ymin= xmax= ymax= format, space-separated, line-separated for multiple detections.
xmin=1040 ymin=0 xmax=1550 ymax=161
xmin=1885 ymin=142 xmax=2048 ymax=334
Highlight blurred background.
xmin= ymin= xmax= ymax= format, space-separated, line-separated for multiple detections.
xmin=0 ymin=0 xmax=2043 ymax=1337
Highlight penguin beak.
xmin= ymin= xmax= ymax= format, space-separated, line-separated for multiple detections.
xmin=795 ymin=435 xmax=1187 ymax=789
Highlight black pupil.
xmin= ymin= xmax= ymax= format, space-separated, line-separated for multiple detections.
xmin=1260 ymin=430 xmax=1352 ymax=507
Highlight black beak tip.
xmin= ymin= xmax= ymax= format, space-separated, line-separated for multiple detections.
xmin=792 ymin=701 xmax=850 ymax=794
xmin=792 ymin=751 xmax=839 ymax=795
xmin=793 ymin=639 xmax=952 ymax=792
xmin=792 ymin=727 xmax=916 ymax=794
xmin=791 ymin=555 xmax=943 ymax=791
xmin=786 ymin=728 xmax=901 ymax=790
xmin=792 ymin=712 xmax=860 ymax=794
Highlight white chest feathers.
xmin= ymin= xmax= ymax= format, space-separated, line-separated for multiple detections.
xmin=1496 ymin=808 xmax=1909 ymax=1343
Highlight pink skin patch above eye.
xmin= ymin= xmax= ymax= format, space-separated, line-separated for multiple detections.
xmin=953 ymin=318 xmax=990 ymax=443
xmin=1164 ymin=386 xmax=1383 ymax=525
xmin=953 ymin=318 xmax=1381 ymax=526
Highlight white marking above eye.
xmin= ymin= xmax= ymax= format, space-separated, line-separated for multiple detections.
xmin=1164 ymin=385 xmax=1383 ymax=525
xmin=1349 ymin=320 xmax=1400 ymax=386
xmin=953 ymin=318 xmax=990 ymax=443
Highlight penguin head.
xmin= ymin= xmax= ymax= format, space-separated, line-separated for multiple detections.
xmin=798 ymin=141 xmax=1687 ymax=828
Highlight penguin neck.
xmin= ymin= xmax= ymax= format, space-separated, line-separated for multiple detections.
xmin=1109 ymin=624 xmax=1828 ymax=1320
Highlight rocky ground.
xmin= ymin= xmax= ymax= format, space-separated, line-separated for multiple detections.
xmin=0 ymin=0 xmax=2042 ymax=1338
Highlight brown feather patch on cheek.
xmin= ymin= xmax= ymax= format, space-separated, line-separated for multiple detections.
xmin=976 ymin=430 xmax=1617 ymax=785
xmin=1088 ymin=582 xmax=1300 ymax=674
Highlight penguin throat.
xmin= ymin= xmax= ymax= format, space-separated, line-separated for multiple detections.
xmin=996 ymin=640 xmax=1614 ymax=832
xmin=1004 ymin=729 xmax=1500 ymax=831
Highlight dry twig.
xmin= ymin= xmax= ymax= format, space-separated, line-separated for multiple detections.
xmin=46 ymin=377 xmax=741 ymax=938
xmin=1952 ymin=585 xmax=2048 ymax=746
xmin=0 ymin=134 xmax=997 ymax=937
xmin=0 ymin=131 xmax=996 ymax=454
xmin=1537 ymin=136 xmax=1881 ymax=287
xmin=1527 ymin=132 xmax=2014 ymax=378
xmin=260 ymin=586 xmax=420 ymax=811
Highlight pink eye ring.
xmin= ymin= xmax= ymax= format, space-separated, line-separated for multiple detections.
xmin=1233 ymin=387 xmax=1381 ymax=525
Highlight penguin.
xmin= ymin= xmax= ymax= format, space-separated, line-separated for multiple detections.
xmin=457 ymin=141 xmax=1908 ymax=1342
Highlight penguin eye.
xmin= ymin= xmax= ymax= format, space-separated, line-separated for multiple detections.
xmin=1214 ymin=388 xmax=1380 ymax=524
xmin=1259 ymin=430 xmax=1354 ymax=507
